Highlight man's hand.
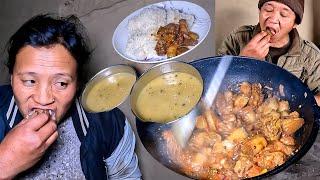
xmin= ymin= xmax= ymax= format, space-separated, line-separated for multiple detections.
xmin=0 ymin=113 xmax=58 ymax=179
xmin=240 ymin=31 xmax=271 ymax=60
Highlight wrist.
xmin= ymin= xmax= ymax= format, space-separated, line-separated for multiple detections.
xmin=0 ymin=144 xmax=15 ymax=180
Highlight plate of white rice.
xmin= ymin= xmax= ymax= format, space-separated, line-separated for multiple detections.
xmin=112 ymin=1 xmax=211 ymax=63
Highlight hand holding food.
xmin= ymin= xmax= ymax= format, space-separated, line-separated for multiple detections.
xmin=239 ymin=31 xmax=271 ymax=60
xmin=0 ymin=110 xmax=58 ymax=179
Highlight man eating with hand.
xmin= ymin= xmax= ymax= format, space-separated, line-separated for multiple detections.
xmin=217 ymin=0 xmax=320 ymax=105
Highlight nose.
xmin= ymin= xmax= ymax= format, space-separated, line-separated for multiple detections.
xmin=267 ymin=12 xmax=281 ymax=24
xmin=34 ymin=84 xmax=55 ymax=105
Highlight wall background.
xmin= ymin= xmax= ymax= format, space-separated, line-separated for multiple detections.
xmin=314 ymin=0 xmax=320 ymax=46
xmin=0 ymin=0 xmax=59 ymax=85
xmin=1 ymin=0 xmax=319 ymax=85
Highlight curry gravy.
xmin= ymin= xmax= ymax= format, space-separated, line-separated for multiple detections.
xmin=85 ymin=73 xmax=136 ymax=112
xmin=136 ymin=72 xmax=203 ymax=123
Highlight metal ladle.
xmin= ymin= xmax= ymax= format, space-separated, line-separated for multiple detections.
xmin=171 ymin=55 xmax=233 ymax=147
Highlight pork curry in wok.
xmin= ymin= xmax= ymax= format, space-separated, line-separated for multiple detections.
xmin=162 ymin=81 xmax=304 ymax=179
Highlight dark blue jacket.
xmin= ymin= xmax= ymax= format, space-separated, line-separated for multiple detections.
xmin=0 ymin=85 xmax=140 ymax=179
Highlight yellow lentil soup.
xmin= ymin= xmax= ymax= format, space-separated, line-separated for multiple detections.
xmin=85 ymin=72 xmax=136 ymax=112
xmin=136 ymin=72 xmax=203 ymax=123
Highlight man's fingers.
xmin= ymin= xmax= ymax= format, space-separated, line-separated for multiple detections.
xmin=15 ymin=119 xmax=28 ymax=127
xmin=44 ymin=131 xmax=59 ymax=149
xmin=261 ymin=41 xmax=271 ymax=50
xmin=258 ymin=33 xmax=271 ymax=45
xmin=262 ymin=47 xmax=270 ymax=58
xmin=26 ymin=113 xmax=50 ymax=131
xmin=251 ymin=31 xmax=269 ymax=43
xmin=36 ymin=120 xmax=57 ymax=142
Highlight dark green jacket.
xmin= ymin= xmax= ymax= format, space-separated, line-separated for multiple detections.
xmin=217 ymin=24 xmax=320 ymax=94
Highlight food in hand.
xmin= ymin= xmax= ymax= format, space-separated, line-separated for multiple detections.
xmin=264 ymin=27 xmax=276 ymax=37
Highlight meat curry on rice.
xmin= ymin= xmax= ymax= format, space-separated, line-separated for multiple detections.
xmin=155 ymin=19 xmax=199 ymax=58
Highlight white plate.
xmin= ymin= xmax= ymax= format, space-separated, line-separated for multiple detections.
xmin=112 ymin=1 xmax=211 ymax=64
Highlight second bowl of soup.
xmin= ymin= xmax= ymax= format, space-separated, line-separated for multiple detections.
xmin=130 ymin=61 xmax=203 ymax=123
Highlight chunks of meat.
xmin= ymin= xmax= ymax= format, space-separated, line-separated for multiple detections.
xmin=260 ymin=115 xmax=282 ymax=141
xmin=246 ymin=165 xmax=267 ymax=178
xmin=280 ymin=134 xmax=295 ymax=146
xmin=178 ymin=19 xmax=188 ymax=34
xmin=154 ymin=39 xmax=167 ymax=55
xmin=234 ymin=156 xmax=253 ymax=178
xmin=242 ymin=135 xmax=268 ymax=155
xmin=237 ymin=106 xmax=257 ymax=124
xmin=176 ymin=46 xmax=189 ymax=55
xmin=204 ymin=110 xmax=218 ymax=131
xmin=233 ymin=94 xmax=249 ymax=111
xmin=188 ymin=130 xmax=221 ymax=149
xmin=166 ymin=43 xmax=179 ymax=58
xmin=239 ymin=81 xmax=252 ymax=97
xmin=216 ymin=114 xmax=241 ymax=136
xmin=188 ymin=31 xmax=199 ymax=41
xmin=227 ymin=127 xmax=248 ymax=142
xmin=281 ymin=117 xmax=304 ymax=135
xmin=195 ymin=110 xmax=219 ymax=131
xmin=249 ymin=83 xmax=264 ymax=108
xmin=195 ymin=115 xmax=208 ymax=130
xmin=162 ymin=130 xmax=189 ymax=166
xmin=254 ymin=151 xmax=286 ymax=169
xmin=162 ymin=81 xmax=305 ymax=179
xmin=182 ymin=34 xmax=198 ymax=46
xmin=215 ymin=91 xmax=234 ymax=115
xmin=154 ymin=19 xmax=199 ymax=58
xmin=278 ymin=100 xmax=290 ymax=112
xmin=258 ymin=97 xmax=279 ymax=115
xmin=191 ymin=152 xmax=207 ymax=171
xmin=264 ymin=140 xmax=295 ymax=156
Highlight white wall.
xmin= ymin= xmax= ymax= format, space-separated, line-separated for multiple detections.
xmin=314 ymin=0 xmax=320 ymax=46
xmin=0 ymin=0 xmax=60 ymax=85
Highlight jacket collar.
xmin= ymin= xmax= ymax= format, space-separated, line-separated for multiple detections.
xmin=71 ymin=98 xmax=90 ymax=142
xmin=253 ymin=24 xmax=301 ymax=56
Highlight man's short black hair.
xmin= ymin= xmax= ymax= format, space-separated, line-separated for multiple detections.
xmin=5 ymin=14 xmax=91 ymax=91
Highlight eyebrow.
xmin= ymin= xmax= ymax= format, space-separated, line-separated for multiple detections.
xmin=54 ymin=73 xmax=75 ymax=80
xmin=17 ymin=72 xmax=74 ymax=80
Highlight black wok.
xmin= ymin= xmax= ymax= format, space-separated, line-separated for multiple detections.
xmin=136 ymin=56 xmax=320 ymax=179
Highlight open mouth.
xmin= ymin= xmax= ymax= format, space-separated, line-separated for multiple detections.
xmin=26 ymin=108 xmax=56 ymax=121
xmin=265 ymin=27 xmax=277 ymax=36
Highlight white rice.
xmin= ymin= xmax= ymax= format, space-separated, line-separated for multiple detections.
xmin=125 ymin=6 xmax=195 ymax=60
xmin=166 ymin=8 xmax=195 ymax=28
xmin=128 ymin=7 xmax=166 ymax=35
xmin=126 ymin=31 xmax=158 ymax=60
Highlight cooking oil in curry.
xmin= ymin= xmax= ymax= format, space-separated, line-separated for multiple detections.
xmin=136 ymin=72 xmax=202 ymax=123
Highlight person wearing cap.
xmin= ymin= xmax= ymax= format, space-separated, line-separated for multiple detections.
xmin=0 ymin=14 xmax=141 ymax=179
xmin=217 ymin=0 xmax=320 ymax=105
